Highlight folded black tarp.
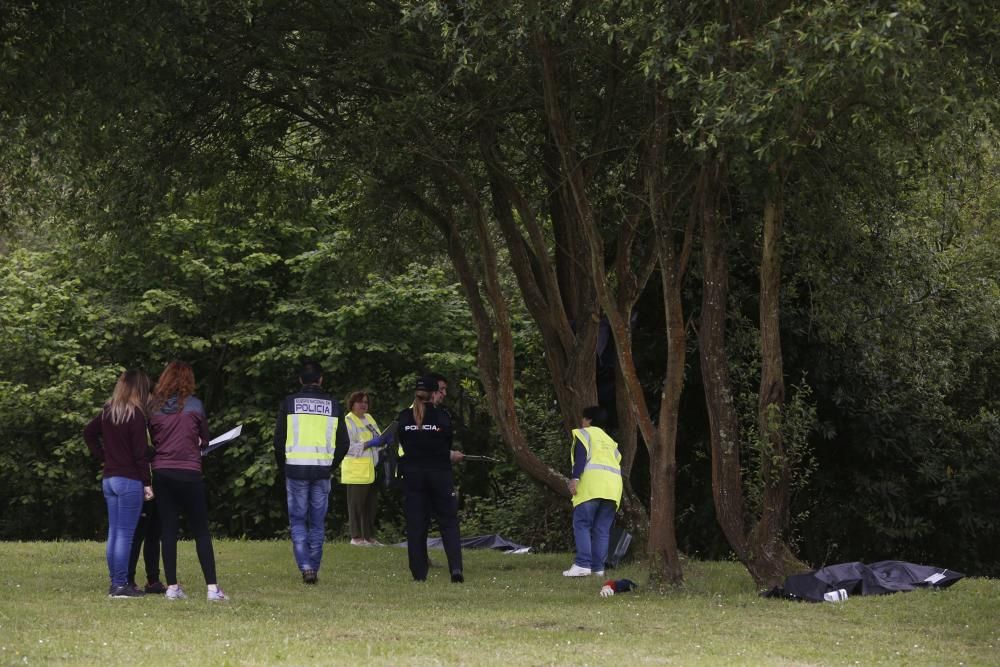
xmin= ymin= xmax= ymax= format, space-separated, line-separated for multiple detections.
xmin=764 ymin=560 xmax=964 ymax=602
xmin=396 ymin=534 xmax=530 ymax=553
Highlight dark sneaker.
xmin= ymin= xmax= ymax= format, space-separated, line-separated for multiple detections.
xmin=302 ymin=569 xmax=317 ymax=584
xmin=144 ymin=581 xmax=167 ymax=594
xmin=109 ymin=584 xmax=145 ymax=598
xmin=451 ymin=570 xmax=464 ymax=584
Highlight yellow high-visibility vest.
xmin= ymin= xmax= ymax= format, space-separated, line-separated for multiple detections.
xmin=571 ymin=426 xmax=623 ymax=508
xmin=285 ymin=396 xmax=337 ymax=469
xmin=341 ymin=412 xmax=380 ymax=484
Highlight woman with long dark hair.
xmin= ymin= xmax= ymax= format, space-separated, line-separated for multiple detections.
xmin=149 ymin=360 xmax=228 ymax=601
xmin=84 ymin=369 xmax=153 ymax=598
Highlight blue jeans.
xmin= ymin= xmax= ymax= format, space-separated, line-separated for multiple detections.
xmin=286 ymin=478 xmax=331 ymax=573
xmin=572 ymin=498 xmax=616 ymax=571
xmin=102 ymin=477 xmax=144 ymax=586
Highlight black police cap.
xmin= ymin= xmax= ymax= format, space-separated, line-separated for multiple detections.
xmin=415 ymin=375 xmax=437 ymax=392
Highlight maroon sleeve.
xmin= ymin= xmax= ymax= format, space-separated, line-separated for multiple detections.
xmin=130 ymin=415 xmax=151 ymax=486
xmin=83 ymin=413 xmax=105 ymax=464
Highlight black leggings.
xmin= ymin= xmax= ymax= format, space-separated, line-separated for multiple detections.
xmin=127 ymin=499 xmax=161 ymax=585
xmin=155 ymin=472 xmax=217 ymax=586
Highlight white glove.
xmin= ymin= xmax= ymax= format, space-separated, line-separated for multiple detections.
xmin=599 ymin=585 xmax=615 ymax=597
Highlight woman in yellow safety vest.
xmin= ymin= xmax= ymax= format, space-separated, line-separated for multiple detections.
xmin=342 ymin=391 xmax=386 ymax=546
xmin=563 ymin=405 xmax=623 ymax=577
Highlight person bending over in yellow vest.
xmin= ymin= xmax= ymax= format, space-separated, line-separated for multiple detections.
xmin=274 ymin=360 xmax=351 ymax=585
xmin=563 ymin=406 xmax=623 ymax=577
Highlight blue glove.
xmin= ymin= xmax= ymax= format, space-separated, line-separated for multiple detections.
xmin=365 ymin=433 xmax=388 ymax=449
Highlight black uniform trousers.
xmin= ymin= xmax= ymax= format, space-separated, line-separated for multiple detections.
xmin=402 ymin=467 xmax=463 ymax=581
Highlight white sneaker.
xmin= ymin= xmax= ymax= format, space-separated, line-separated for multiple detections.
xmin=165 ymin=586 xmax=187 ymax=600
xmin=562 ymin=564 xmax=592 ymax=577
xmin=350 ymin=538 xmax=368 ymax=546
xmin=207 ymin=587 xmax=229 ymax=601
xmin=593 ymin=570 xmax=605 ymax=576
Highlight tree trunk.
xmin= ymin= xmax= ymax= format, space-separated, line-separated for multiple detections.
xmin=646 ymin=220 xmax=689 ymax=590
xmin=697 ymin=159 xmax=750 ymax=562
xmin=615 ymin=365 xmax=650 ymax=546
xmin=748 ymin=163 xmax=809 ymax=587
xmin=479 ymin=122 xmax=600 ymax=433
xmin=402 ymin=184 xmax=570 ymax=497
xmin=698 ymin=159 xmax=809 ymax=588
xmin=536 ymin=31 xmax=687 ymax=584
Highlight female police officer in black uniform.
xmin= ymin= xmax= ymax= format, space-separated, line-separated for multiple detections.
xmin=397 ymin=375 xmax=464 ymax=582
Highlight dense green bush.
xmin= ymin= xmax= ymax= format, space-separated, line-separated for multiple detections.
xmin=0 ymin=172 xmax=479 ymax=541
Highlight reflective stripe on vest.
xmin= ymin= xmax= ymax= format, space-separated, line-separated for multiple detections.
xmin=341 ymin=413 xmax=379 ymax=484
xmin=285 ymin=398 xmax=336 ymax=468
xmin=571 ymin=426 xmax=623 ymax=509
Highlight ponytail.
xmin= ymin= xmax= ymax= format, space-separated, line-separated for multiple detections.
xmin=412 ymin=390 xmax=433 ymax=426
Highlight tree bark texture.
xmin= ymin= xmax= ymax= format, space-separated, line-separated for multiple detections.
xmin=698 ymin=158 xmax=808 ymax=587
xmin=537 ymin=33 xmax=684 ymax=585
xmin=697 ymin=160 xmax=750 ymax=562
xmin=402 ymin=183 xmax=570 ymax=497
xmin=750 ymin=163 xmax=808 ymax=586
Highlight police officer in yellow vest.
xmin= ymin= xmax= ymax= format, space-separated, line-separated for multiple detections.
xmin=273 ymin=361 xmax=350 ymax=584
xmin=563 ymin=406 xmax=623 ymax=577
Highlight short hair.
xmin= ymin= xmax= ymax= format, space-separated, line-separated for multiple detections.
xmin=346 ymin=390 xmax=370 ymax=412
xmin=299 ymin=360 xmax=323 ymax=384
xmin=582 ymin=405 xmax=608 ymax=427
xmin=430 ymin=373 xmax=447 ymax=388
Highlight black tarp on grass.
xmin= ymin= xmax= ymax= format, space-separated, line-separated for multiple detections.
xmin=764 ymin=560 xmax=964 ymax=602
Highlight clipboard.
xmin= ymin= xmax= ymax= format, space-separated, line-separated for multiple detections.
xmin=379 ymin=420 xmax=399 ymax=442
xmin=201 ymin=424 xmax=243 ymax=457
xmin=364 ymin=420 xmax=398 ymax=451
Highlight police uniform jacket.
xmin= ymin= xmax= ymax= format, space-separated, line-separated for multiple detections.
xmin=273 ymin=384 xmax=350 ymax=480
xmin=396 ymin=403 xmax=453 ymax=472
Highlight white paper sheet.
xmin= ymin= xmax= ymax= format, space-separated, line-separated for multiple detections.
xmin=209 ymin=424 xmax=243 ymax=446
xmin=201 ymin=424 xmax=243 ymax=456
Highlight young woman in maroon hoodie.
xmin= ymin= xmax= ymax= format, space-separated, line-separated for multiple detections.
xmin=149 ymin=360 xmax=228 ymax=601
xmin=84 ymin=369 xmax=154 ymax=598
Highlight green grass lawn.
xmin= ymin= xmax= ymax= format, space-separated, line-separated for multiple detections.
xmin=0 ymin=540 xmax=996 ymax=665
